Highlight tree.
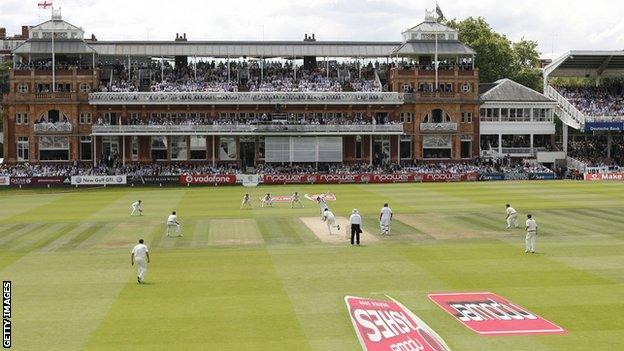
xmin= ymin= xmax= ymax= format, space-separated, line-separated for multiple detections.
xmin=444 ymin=17 xmax=543 ymax=91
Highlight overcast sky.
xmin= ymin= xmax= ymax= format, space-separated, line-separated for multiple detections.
xmin=1 ymin=0 xmax=623 ymax=59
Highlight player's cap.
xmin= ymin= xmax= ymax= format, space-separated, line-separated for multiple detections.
xmin=352 ymin=209 xmax=358 ymax=213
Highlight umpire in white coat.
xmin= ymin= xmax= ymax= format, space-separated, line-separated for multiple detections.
xmin=349 ymin=209 xmax=362 ymax=246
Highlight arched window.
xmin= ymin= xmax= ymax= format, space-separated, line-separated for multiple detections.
xmin=38 ymin=109 xmax=69 ymax=123
xmin=423 ymin=109 xmax=451 ymax=123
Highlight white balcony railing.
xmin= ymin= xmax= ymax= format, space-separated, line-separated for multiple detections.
xmin=91 ymin=123 xmax=404 ymax=135
xmin=419 ymin=122 xmax=458 ymax=132
xmin=544 ymin=85 xmax=584 ymax=130
xmin=33 ymin=122 xmax=73 ymax=134
xmin=89 ymin=92 xmax=404 ymax=105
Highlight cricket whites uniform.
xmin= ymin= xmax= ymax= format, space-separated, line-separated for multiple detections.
xmin=130 ymin=201 xmax=142 ymax=216
xmin=241 ymin=195 xmax=251 ymax=209
xmin=525 ymin=218 xmax=537 ymax=253
xmin=291 ymin=193 xmax=303 ymax=208
xmin=166 ymin=214 xmax=181 ymax=237
xmin=323 ymin=210 xmax=340 ymax=235
xmin=318 ymin=197 xmax=328 ymax=219
xmin=261 ymin=195 xmax=273 ymax=207
xmin=506 ymin=207 xmax=518 ymax=228
xmin=380 ymin=206 xmax=393 ymax=236
xmin=132 ymin=243 xmax=149 ymax=282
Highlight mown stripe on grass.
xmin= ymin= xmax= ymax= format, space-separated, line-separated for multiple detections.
xmin=190 ymin=219 xmax=211 ymax=247
xmin=0 ymin=224 xmax=23 ymax=238
xmin=38 ymin=223 xmax=92 ymax=252
xmin=58 ymin=222 xmax=107 ymax=251
xmin=6 ymin=223 xmax=67 ymax=252
xmin=256 ymin=217 xmax=304 ymax=245
xmin=0 ymin=223 xmax=45 ymax=246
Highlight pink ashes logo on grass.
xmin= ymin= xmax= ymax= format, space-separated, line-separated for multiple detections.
xmin=428 ymin=292 xmax=565 ymax=336
xmin=345 ymin=296 xmax=451 ymax=351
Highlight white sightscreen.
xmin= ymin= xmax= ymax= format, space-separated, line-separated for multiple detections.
xmin=264 ymin=137 xmax=343 ymax=163
xmin=265 ymin=137 xmax=291 ymax=162
xmin=292 ymin=137 xmax=317 ymax=162
xmin=318 ymin=137 xmax=343 ymax=162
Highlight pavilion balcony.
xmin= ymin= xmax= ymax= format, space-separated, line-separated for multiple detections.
xmin=33 ymin=122 xmax=73 ymax=134
xmin=90 ymin=123 xmax=404 ymax=136
xmin=419 ymin=122 xmax=458 ymax=132
xmin=88 ymin=92 xmax=404 ymax=106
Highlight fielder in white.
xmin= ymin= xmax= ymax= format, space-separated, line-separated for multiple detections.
xmin=261 ymin=193 xmax=273 ymax=208
xmin=525 ymin=214 xmax=537 ymax=253
xmin=166 ymin=211 xmax=182 ymax=237
xmin=322 ymin=208 xmax=340 ymax=235
xmin=506 ymin=204 xmax=518 ymax=229
xmin=317 ymin=195 xmax=328 ymax=219
xmin=291 ymin=192 xmax=304 ymax=208
xmin=131 ymin=239 xmax=150 ymax=284
xmin=241 ymin=194 xmax=252 ymax=209
xmin=379 ymin=203 xmax=393 ymax=236
xmin=130 ymin=200 xmax=143 ymax=216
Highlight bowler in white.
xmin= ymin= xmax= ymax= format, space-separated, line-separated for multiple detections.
xmin=525 ymin=214 xmax=537 ymax=253
xmin=241 ymin=194 xmax=252 ymax=209
xmin=506 ymin=204 xmax=518 ymax=229
xmin=131 ymin=239 xmax=150 ymax=284
xmin=166 ymin=211 xmax=182 ymax=237
xmin=322 ymin=208 xmax=340 ymax=235
xmin=379 ymin=203 xmax=393 ymax=236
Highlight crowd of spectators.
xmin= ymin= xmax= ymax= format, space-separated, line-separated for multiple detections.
xmin=0 ymin=160 xmax=554 ymax=178
xmin=557 ymin=86 xmax=624 ymax=118
xmin=91 ymin=60 xmax=382 ymax=93
xmin=100 ymin=113 xmax=396 ymax=127
xmin=567 ymin=138 xmax=624 ymax=167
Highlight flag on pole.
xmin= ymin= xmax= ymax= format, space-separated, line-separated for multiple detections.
xmin=435 ymin=3 xmax=445 ymax=21
xmin=38 ymin=1 xmax=53 ymax=9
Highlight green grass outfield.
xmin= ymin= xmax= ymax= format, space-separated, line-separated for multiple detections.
xmin=1 ymin=181 xmax=623 ymax=350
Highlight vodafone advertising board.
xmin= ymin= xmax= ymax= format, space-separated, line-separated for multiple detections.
xmin=345 ymin=296 xmax=451 ymax=351
xmin=584 ymin=173 xmax=624 ymax=181
xmin=180 ymin=174 xmax=236 ymax=185
xmin=428 ymin=292 xmax=565 ymax=336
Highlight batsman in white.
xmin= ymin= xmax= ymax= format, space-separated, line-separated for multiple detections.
xmin=505 ymin=204 xmax=518 ymax=229
xmin=166 ymin=211 xmax=182 ymax=237
xmin=241 ymin=193 xmax=252 ymax=209
xmin=130 ymin=200 xmax=143 ymax=216
xmin=322 ymin=208 xmax=341 ymax=235
xmin=291 ymin=191 xmax=304 ymax=208
xmin=131 ymin=239 xmax=150 ymax=284
xmin=379 ymin=203 xmax=393 ymax=236
xmin=261 ymin=193 xmax=273 ymax=208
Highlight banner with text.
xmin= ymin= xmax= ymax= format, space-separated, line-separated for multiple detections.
xmin=10 ymin=177 xmax=70 ymax=186
xmin=179 ymin=174 xmax=237 ymax=185
xmin=584 ymin=173 xmax=624 ymax=181
xmin=428 ymin=292 xmax=565 ymax=336
xmin=345 ymin=296 xmax=451 ymax=351
xmin=0 ymin=176 xmax=9 ymax=186
xmin=71 ymin=175 xmax=127 ymax=185
xmin=261 ymin=173 xmax=478 ymax=184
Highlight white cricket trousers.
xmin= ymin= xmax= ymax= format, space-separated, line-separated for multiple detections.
xmin=131 ymin=206 xmax=140 ymax=216
xmin=135 ymin=258 xmax=147 ymax=281
xmin=525 ymin=231 xmax=536 ymax=252
xmin=327 ymin=218 xmax=338 ymax=234
xmin=166 ymin=222 xmax=180 ymax=236
xmin=380 ymin=219 xmax=391 ymax=235
xmin=507 ymin=213 xmax=518 ymax=228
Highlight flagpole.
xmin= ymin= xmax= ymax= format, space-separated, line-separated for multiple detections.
xmin=52 ymin=26 xmax=56 ymax=93
xmin=434 ymin=28 xmax=438 ymax=92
